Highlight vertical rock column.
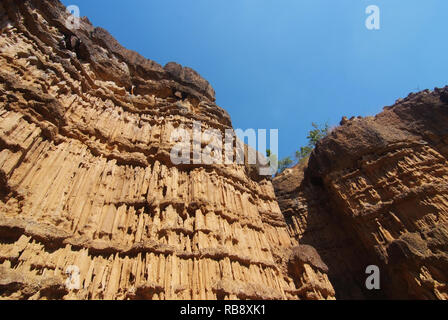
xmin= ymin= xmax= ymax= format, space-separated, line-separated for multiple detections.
xmin=0 ymin=0 xmax=335 ymax=300
xmin=274 ymin=90 xmax=448 ymax=300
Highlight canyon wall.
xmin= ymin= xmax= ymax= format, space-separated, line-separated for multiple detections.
xmin=1 ymin=0 xmax=446 ymax=301
xmin=0 ymin=0 xmax=335 ymax=300
xmin=274 ymin=89 xmax=448 ymax=299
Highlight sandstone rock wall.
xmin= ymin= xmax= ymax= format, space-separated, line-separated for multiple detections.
xmin=4 ymin=0 xmax=444 ymax=301
xmin=0 ymin=0 xmax=335 ymax=300
xmin=274 ymin=89 xmax=448 ymax=299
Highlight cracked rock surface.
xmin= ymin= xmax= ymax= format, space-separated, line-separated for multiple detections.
xmin=0 ymin=0 xmax=335 ymax=300
xmin=274 ymin=89 xmax=448 ymax=299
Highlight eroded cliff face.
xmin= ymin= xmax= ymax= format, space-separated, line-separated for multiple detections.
xmin=3 ymin=0 xmax=444 ymax=302
xmin=274 ymin=89 xmax=448 ymax=300
xmin=0 ymin=0 xmax=336 ymax=300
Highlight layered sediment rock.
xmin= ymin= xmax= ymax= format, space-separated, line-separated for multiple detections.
xmin=4 ymin=0 xmax=444 ymax=301
xmin=0 ymin=0 xmax=335 ymax=300
xmin=274 ymin=89 xmax=448 ymax=299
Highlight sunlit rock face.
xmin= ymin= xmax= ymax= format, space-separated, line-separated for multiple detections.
xmin=0 ymin=0 xmax=336 ymax=300
xmin=5 ymin=0 xmax=446 ymax=302
xmin=274 ymin=89 xmax=448 ymax=300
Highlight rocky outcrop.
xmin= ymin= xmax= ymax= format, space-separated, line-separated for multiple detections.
xmin=0 ymin=0 xmax=335 ymax=300
xmin=287 ymin=245 xmax=335 ymax=300
xmin=4 ymin=0 xmax=445 ymax=301
xmin=274 ymin=89 xmax=448 ymax=300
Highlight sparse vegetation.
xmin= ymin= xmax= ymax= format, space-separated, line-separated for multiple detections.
xmin=275 ymin=122 xmax=329 ymax=174
xmin=278 ymin=157 xmax=293 ymax=172
xmin=266 ymin=149 xmax=278 ymax=173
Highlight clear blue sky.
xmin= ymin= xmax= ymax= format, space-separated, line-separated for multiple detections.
xmin=62 ymin=0 xmax=448 ymax=160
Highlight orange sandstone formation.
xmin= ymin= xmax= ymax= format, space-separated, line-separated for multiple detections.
xmin=0 ymin=0 xmax=334 ymax=300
